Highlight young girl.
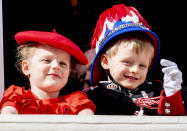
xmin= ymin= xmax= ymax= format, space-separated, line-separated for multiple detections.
xmin=0 ymin=30 xmax=95 ymax=114
xmin=86 ymin=4 xmax=186 ymax=115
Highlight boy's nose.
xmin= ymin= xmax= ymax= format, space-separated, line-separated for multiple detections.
xmin=130 ymin=65 xmax=139 ymax=73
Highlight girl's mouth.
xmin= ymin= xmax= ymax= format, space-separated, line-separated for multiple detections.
xmin=48 ymin=74 xmax=61 ymax=78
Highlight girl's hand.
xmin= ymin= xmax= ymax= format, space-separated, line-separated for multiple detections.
xmin=77 ymin=109 xmax=94 ymax=115
xmin=1 ymin=106 xmax=18 ymax=114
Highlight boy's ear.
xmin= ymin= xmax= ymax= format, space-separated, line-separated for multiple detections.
xmin=101 ymin=54 xmax=109 ymax=70
xmin=22 ymin=60 xmax=30 ymax=76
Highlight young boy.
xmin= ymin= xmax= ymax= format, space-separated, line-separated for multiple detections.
xmin=86 ymin=4 xmax=185 ymax=115
xmin=0 ymin=30 xmax=95 ymax=114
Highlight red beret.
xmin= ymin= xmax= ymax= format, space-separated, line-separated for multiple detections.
xmin=15 ymin=30 xmax=88 ymax=65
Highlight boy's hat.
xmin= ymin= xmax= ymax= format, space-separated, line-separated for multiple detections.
xmin=90 ymin=4 xmax=160 ymax=86
xmin=15 ymin=30 xmax=88 ymax=65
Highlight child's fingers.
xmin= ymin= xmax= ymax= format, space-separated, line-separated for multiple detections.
xmin=162 ymin=66 xmax=179 ymax=74
xmin=163 ymin=69 xmax=182 ymax=84
xmin=160 ymin=59 xmax=177 ymax=67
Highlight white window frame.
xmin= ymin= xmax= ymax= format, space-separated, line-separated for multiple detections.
xmin=0 ymin=0 xmax=4 ymax=99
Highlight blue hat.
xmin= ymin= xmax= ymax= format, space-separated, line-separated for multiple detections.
xmin=90 ymin=4 xmax=160 ymax=86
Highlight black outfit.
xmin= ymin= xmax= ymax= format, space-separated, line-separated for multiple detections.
xmin=86 ymin=81 xmax=164 ymax=115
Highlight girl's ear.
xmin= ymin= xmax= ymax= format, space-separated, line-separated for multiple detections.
xmin=101 ymin=54 xmax=109 ymax=70
xmin=22 ymin=60 xmax=30 ymax=76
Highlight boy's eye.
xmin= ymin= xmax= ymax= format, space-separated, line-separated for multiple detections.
xmin=139 ymin=64 xmax=147 ymax=69
xmin=123 ymin=60 xmax=131 ymax=65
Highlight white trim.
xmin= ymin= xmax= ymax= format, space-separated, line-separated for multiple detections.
xmin=0 ymin=0 xmax=4 ymax=99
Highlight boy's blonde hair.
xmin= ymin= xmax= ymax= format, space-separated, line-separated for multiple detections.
xmin=104 ymin=32 xmax=154 ymax=66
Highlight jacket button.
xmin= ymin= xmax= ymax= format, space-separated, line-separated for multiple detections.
xmin=165 ymin=109 xmax=170 ymax=114
xmin=165 ymin=103 xmax=170 ymax=108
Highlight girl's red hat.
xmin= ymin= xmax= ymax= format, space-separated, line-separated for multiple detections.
xmin=15 ymin=30 xmax=88 ymax=65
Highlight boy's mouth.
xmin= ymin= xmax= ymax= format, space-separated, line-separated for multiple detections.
xmin=125 ymin=75 xmax=138 ymax=80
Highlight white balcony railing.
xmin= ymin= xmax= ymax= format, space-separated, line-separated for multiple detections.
xmin=0 ymin=2 xmax=187 ymax=131
xmin=0 ymin=115 xmax=187 ymax=131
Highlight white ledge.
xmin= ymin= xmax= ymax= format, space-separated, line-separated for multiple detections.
xmin=0 ymin=115 xmax=187 ymax=131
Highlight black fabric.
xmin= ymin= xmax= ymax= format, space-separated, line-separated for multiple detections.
xmin=86 ymin=81 xmax=163 ymax=115
xmin=181 ymin=86 xmax=187 ymax=113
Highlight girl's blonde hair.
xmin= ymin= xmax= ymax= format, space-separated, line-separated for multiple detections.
xmin=15 ymin=42 xmax=76 ymax=75
xmin=15 ymin=42 xmax=38 ymax=73
xmin=104 ymin=32 xmax=154 ymax=66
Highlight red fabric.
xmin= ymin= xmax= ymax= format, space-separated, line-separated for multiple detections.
xmin=158 ymin=90 xmax=185 ymax=115
xmin=15 ymin=30 xmax=88 ymax=65
xmin=0 ymin=85 xmax=95 ymax=114
xmin=90 ymin=4 xmax=150 ymax=48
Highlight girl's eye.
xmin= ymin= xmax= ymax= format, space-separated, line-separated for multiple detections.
xmin=60 ymin=62 xmax=67 ymax=68
xmin=42 ymin=59 xmax=50 ymax=63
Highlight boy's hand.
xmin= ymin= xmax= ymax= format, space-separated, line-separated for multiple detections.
xmin=160 ymin=59 xmax=182 ymax=96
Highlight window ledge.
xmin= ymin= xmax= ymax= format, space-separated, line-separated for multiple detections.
xmin=0 ymin=115 xmax=187 ymax=130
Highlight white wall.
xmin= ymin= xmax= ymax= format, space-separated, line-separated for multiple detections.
xmin=0 ymin=0 xmax=4 ymax=98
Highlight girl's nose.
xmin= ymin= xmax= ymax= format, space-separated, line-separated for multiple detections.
xmin=51 ymin=60 xmax=60 ymax=70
